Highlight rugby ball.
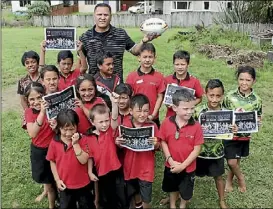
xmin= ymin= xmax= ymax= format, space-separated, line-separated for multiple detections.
xmin=140 ymin=18 xmax=168 ymax=36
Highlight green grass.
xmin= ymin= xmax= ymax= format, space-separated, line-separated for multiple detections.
xmin=2 ymin=27 xmax=273 ymax=208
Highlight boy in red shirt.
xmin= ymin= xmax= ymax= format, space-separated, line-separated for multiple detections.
xmin=164 ymin=50 xmax=203 ymax=118
xmin=46 ymin=109 xmax=95 ymax=209
xmin=126 ymin=43 xmax=165 ymax=128
xmin=115 ymin=94 xmax=160 ymax=209
xmin=86 ymin=94 xmax=121 ymax=209
xmin=40 ymin=40 xmax=87 ymax=91
xmin=94 ymin=50 xmax=120 ymax=97
xmin=160 ymin=88 xmax=204 ymax=209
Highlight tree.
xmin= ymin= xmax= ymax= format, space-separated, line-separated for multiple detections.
xmin=26 ymin=1 xmax=51 ymax=19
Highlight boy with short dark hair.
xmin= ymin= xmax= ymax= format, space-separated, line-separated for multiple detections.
xmin=165 ymin=50 xmax=203 ymax=117
xmin=40 ymin=40 xmax=87 ymax=91
xmin=115 ymin=94 xmax=160 ymax=209
xmin=94 ymin=50 xmax=120 ymax=97
xmin=126 ymin=43 xmax=165 ymax=128
xmin=194 ymin=79 xmax=237 ymax=209
xmin=160 ymin=88 xmax=204 ymax=209
xmin=17 ymin=50 xmax=42 ymax=110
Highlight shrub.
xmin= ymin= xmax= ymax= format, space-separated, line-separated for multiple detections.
xmin=26 ymin=1 xmax=51 ymax=19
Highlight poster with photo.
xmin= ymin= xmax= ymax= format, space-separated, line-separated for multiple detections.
xmin=199 ymin=110 xmax=234 ymax=140
xmin=119 ymin=125 xmax=154 ymax=152
xmin=44 ymin=27 xmax=76 ymax=50
xmin=235 ymin=111 xmax=258 ymax=133
xmin=43 ymin=85 xmax=76 ymax=120
xmin=163 ymin=84 xmax=195 ymax=105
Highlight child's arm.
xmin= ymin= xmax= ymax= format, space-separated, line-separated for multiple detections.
xmin=74 ymin=98 xmax=92 ymax=123
xmin=170 ymin=145 xmax=201 ymax=173
xmin=20 ymin=95 xmax=28 ymax=110
xmin=194 ymin=97 xmax=202 ymax=106
xmin=72 ymin=133 xmax=89 ymax=164
xmin=88 ymin=158 xmax=99 ymax=181
xmin=149 ymin=93 xmax=164 ymax=120
xmin=77 ymin=41 xmax=88 ymax=74
xmin=110 ymin=93 xmax=119 ymax=130
xmin=39 ymin=40 xmax=46 ymax=71
xmin=50 ymin=161 xmax=66 ymax=191
xmin=161 ymin=140 xmax=181 ymax=167
xmin=26 ymin=101 xmax=47 ymax=138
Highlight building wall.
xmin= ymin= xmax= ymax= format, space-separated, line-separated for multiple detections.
xmin=78 ymin=0 xmax=117 ymax=13
xmin=11 ymin=0 xmax=62 ymax=12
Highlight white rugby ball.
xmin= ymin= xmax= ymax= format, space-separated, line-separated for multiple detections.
xmin=140 ymin=18 xmax=168 ymax=36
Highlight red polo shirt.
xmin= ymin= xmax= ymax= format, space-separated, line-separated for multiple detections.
xmin=75 ymin=97 xmax=105 ymax=134
xmin=58 ymin=68 xmax=81 ymax=91
xmin=159 ymin=116 xmax=204 ymax=173
xmin=165 ymin=72 xmax=204 ymax=117
xmin=87 ymin=127 xmax=121 ymax=177
xmin=121 ymin=117 xmax=160 ymax=182
xmin=126 ymin=67 xmax=166 ymax=119
xmin=24 ymin=108 xmax=54 ymax=148
xmin=46 ymin=135 xmax=90 ymax=189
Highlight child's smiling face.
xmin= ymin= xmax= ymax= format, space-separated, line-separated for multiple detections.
xmin=27 ymin=90 xmax=43 ymax=110
xmin=24 ymin=58 xmax=39 ymax=74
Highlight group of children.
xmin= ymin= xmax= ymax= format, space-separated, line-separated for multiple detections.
xmin=18 ymin=39 xmax=262 ymax=209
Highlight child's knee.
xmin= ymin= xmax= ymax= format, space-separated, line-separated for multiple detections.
xmin=214 ymin=176 xmax=223 ymax=182
xmin=44 ymin=184 xmax=55 ymax=193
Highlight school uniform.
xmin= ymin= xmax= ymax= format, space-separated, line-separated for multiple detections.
xmin=121 ymin=117 xmax=160 ymax=204
xmin=94 ymin=72 xmax=120 ymax=97
xmin=223 ymin=88 xmax=262 ymax=159
xmin=23 ymin=108 xmax=55 ymax=184
xmin=46 ymin=135 xmax=94 ymax=209
xmin=160 ymin=116 xmax=204 ymax=201
xmin=74 ymin=97 xmax=105 ymax=134
xmin=126 ymin=67 xmax=166 ymax=128
xmin=87 ymin=127 xmax=121 ymax=209
xmin=194 ymin=104 xmax=225 ymax=177
xmin=164 ymin=72 xmax=203 ymax=117
xmin=58 ymin=68 xmax=81 ymax=91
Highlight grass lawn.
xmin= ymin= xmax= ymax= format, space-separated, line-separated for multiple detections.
xmin=2 ymin=27 xmax=273 ymax=208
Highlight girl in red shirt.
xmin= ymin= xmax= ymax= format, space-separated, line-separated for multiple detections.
xmin=23 ymin=82 xmax=56 ymax=209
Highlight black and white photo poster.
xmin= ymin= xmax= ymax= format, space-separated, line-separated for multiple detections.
xmin=43 ymin=86 xmax=76 ymax=120
xmin=45 ymin=27 xmax=76 ymax=50
xmin=235 ymin=111 xmax=258 ymax=133
xmin=119 ymin=126 xmax=154 ymax=152
xmin=163 ymin=84 xmax=195 ymax=105
xmin=199 ymin=110 xmax=234 ymax=140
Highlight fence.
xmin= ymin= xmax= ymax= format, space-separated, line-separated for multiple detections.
xmin=224 ymin=23 xmax=273 ymax=34
xmin=33 ymin=12 xmax=220 ymax=28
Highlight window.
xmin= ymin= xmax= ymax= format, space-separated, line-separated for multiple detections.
xmin=204 ymin=1 xmax=210 ymax=10
xmin=19 ymin=0 xmax=31 ymax=7
xmin=173 ymin=1 xmax=192 ymax=10
xmin=85 ymin=0 xmax=96 ymax=5
xmin=227 ymin=1 xmax=232 ymax=10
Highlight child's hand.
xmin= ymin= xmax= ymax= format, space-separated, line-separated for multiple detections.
xmin=166 ymin=104 xmax=172 ymax=109
xmin=49 ymin=119 xmax=57 ymax=130
xmin=110 ymin=92 xmax=120 ymax=104
xmin=147 ymin=115 xmax=154 ymax=121
xmin=40 ymin=40 xmax=46 ymax=52
xmin=72 ymin=133 xmax=80 ymax=145
xmin=89 ymin=173 xmax=99 ymax=182
xmin=170 ymin=163 xmax=185 ymax=174
xmin=40 ymin=100 xmax=48 ymax=114
xmin=76 ymin=40 xmax=83 ymax=52
xmin=115 ymin=137 xmax=125 ymax=145
xmin=56 ymin=180 xmax=66 ymax=191
xmin=168 ymin=158 xmax=181 ymax=167
xmin=74 ymin=98 xmax=84 ymax=109
xmin=230 ymin=124 xmax=238 ymax=134
xmin=148 ymin=137 xmax=158 ymax=145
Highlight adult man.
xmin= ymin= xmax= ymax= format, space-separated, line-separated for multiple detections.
xmin=80 ymin=3 xmax=157 ymax=82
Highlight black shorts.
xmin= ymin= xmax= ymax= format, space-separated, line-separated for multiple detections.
xmin=115 ymin=168 xmax=129 ymax=209
xmin=196 ymin=157 xmax=224 ymax=177
xmin=162 ymin=167 xmax=195 ymax=201
xmin=224 ymin=140 xmax=250 ymax=159
xmin=30 ymin=143 xmax=54 ymax=184
xmin=126 ymin=178 xmax=153 ymax=204
xmin=60 ymin=183 xmax=95 ymax=209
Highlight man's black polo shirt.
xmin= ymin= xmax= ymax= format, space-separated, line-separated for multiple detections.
xmin=80 ymin=25 xmax=136 ymax=82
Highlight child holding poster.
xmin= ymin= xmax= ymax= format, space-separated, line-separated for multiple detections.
xmin=223 ymin=66 xmax=262 ymax=193
xmin=194 ymin=79 xmax=237 ymax=209
xmin=40 ymin=40 xmax=87 ymax=91
xmin=164 ymin=50 xmax=203 ymax=118
xmin=160 ymin=88 xmax=204 ymax=209
xmin=115 ymin=94 xmax=160 ymax=209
